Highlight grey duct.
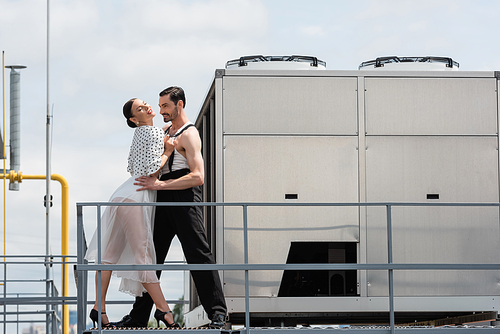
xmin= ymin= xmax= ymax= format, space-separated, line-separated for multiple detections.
xmin=6 ymin=65 xmax=26 ymax=191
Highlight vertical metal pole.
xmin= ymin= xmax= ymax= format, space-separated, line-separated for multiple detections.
xmin=52 ymin=282 xmax=57 ymax=334
xmin=45 ymin=1 xmax=52 ymax=333
xmin=77 ymin=205 xmax=87 ymax=334
xmin=3 ymin=262 xmax=6 ymax=334
xmin=386 ymin=205 xmax=395 ymax=334
xmin=16 ymin=294 xmax=19 ymax=334
xmin=61 ymin=255 xmax=65 ymax=334
xmin=1 ymin=50 xmax=5 ymax=334
xmin=2 ymin=51 xmax=6 ymax=260
xmin=243 ymin=205 xmax=250 ymax=334
xmin=97 ymin=205 xmax=102 ymax=333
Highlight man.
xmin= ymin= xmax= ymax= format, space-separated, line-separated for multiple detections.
xmin=113 ymin=87 xmax=227 ymax=328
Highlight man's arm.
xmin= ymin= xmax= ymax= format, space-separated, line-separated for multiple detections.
xmin=135 ymin=128 xmax=204 ymax=191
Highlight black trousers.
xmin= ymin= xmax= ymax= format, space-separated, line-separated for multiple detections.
xmin=129 ymin=169 xmax=227 ymax=324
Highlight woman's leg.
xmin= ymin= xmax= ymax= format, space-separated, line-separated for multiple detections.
xmin=92 ymin=270 xmax=112 ymax=324
xmin=91 ymin=200 xmax=127 ymax=322
xmin=142 ymin=282 xmax=175 ymax=324
xmin=116 ymin=198 xmax=174 ymax=322
xmin=119 ymin=201 xmax=155 ymax=266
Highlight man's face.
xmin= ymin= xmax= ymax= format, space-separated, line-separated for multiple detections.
xmin=158 ymin=94 xmax=179 ymax=123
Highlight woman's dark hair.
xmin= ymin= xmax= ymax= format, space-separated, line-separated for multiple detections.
xmin=123 ymin=98 xmax=138 ymax=128
xmin=159 ymin=86 xmax=186 ymax=108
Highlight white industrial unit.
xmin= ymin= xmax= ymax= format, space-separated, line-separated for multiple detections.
xmin=190 ymin=56 xmax=500 ymax=326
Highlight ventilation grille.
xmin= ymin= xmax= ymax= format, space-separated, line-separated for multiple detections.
xmin=359 ymin=56 xmax=459 ymax=70
xmin=226 ymin=55 xmax=326 ymax=69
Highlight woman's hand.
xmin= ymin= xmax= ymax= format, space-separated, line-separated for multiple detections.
xmin=164 ymin=135 xmax=176 ymax=156
xmin=150 ymin=169 xmax=161 ymax=180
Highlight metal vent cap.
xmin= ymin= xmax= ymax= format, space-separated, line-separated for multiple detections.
xmin=226 ymin=55 xmax=326 ymax=70
xmin=359 ymin=56 xmax=459 ymax=71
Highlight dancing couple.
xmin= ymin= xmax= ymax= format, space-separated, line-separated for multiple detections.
xmin=85 ymin=87 xmax=227 ymax=328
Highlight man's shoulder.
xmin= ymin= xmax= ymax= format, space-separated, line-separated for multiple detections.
xmin=178 ymin=124 xmax=200 ymax=141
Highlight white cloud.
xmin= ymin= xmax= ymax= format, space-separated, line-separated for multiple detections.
xmin=300 ymin=25 xmax=326 ymax=37
xmin=407 ymin=20 xmax=427 ymax=32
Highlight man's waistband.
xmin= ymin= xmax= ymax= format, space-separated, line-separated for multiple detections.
xmin=160 ymin=168 xmax=190 ymax=181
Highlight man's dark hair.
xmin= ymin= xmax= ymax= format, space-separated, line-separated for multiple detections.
xmin=159 ymin=86 xmax=186 ymax=108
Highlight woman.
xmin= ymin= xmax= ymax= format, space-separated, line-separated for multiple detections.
xmin=85 ymin=98 xmax=179 ymax=328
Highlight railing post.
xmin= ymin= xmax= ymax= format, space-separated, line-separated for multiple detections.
xmin=386 ymin=204 xmax=395 ymax=334
xmin=243 ymin=204 xmax=250 ymax=334
xmin=96 ymin=205 xmax=102 ymax=333
xmin=76 ymin=204 xmax=88 ymax=334
xmin=3 ymin=261 xmax=6 ymax=334
xmin=52 ymin=281 xmax=58 ymax=334
xmin=61 ymin=255 xmax=65 ymax=334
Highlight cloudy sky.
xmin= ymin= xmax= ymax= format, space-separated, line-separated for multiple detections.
xmin=1 ymin=0 xmax=500 ymax=329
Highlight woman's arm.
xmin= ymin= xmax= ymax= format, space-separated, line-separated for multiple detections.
xmin=150 ymin=136 xmax=175 ymax=178
xmin=135 ymin=127 xmax=204 ymax=191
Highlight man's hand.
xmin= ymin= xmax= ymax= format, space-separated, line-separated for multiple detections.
xmin=134 ymin=175 xmax=159 ymax=191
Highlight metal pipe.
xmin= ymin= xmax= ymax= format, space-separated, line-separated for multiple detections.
xmin=4 ymin=66 xmax=25 ymax=191
xmin=45 ymin=0 xmax=52 ymax=332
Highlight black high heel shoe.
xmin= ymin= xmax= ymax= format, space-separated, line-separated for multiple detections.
xmin=89 ymin=308 xmax=114 ymax=328
xmin=154 ymin=309 xmax=181 ymax=328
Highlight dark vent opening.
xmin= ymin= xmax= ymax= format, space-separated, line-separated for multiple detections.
xmin=278 ymin=242 xmax=358 ymax=297
xmin=427 ymin=194 xmax=440 ymax=200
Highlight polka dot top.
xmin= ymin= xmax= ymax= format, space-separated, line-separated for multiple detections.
xmin=127 ymin=125 xmax=164 ymax=177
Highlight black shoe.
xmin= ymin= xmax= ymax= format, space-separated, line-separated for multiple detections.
xmin=110 ymin=314 xmax=147 ymax=328
xmin=209 ymin=313 xmax=226 ymax=328
xmin=89 ymin=309 xmax=114 ymax=328
xmin=154 ymin=309 xmax=182 ymax=328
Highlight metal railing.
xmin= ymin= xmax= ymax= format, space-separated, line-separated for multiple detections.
xmin=0 ymin=254 xmax=187 ymax=334
xmin=0 ymin=254 xmax=76 ymax=334
xmin=76 ymin=201 xmax=500 ymax=334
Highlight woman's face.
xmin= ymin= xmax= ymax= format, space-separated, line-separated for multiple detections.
xmin=130 ymin=99 xmax=155 ymax=126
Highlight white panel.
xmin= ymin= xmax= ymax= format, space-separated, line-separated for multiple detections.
xmin=365 ymin=77 xmax=498 ymax=135
xmin=365 ymin=136 xmax=498 ymax=202
xmin=226 ymin=296 xmax=500 ymax=313
xmin=223 ymin=77 xmax=358 ymax=135
xmin=364 ymin=136 xmax=500 ymax=296
xmin=223 ymin=136 xmax=359 ymax=297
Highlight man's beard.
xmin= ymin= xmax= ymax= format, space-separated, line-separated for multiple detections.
xmin=163 ymin=106 xmax=178 ymax=123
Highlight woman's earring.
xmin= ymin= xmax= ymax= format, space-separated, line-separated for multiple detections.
xmin=136 ymin=121 xmax=140 ymax=125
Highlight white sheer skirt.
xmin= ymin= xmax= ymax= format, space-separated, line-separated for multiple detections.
xmin=85 ymin=176 xmax=158 ymax=297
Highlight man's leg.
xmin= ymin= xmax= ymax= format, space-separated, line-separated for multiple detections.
xmin=173 ymin=188 xmax=227 ymax=320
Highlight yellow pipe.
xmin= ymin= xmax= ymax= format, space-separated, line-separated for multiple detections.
xmin=6 ymin=171 xmax=69 ymax=333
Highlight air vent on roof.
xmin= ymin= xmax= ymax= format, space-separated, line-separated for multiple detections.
xmin=226 ymin=55 xmax=326 ymax=70
xmin=358 ymin=56 xmax=459 ymax=71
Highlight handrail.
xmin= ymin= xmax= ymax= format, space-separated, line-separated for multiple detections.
xmin=76 ymin=201 xmax=500 ymax=334
xmin=0 ymin=254 xmax=71 ymax=333
xmin=2 ymin=171 xmax=69 ymax=333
